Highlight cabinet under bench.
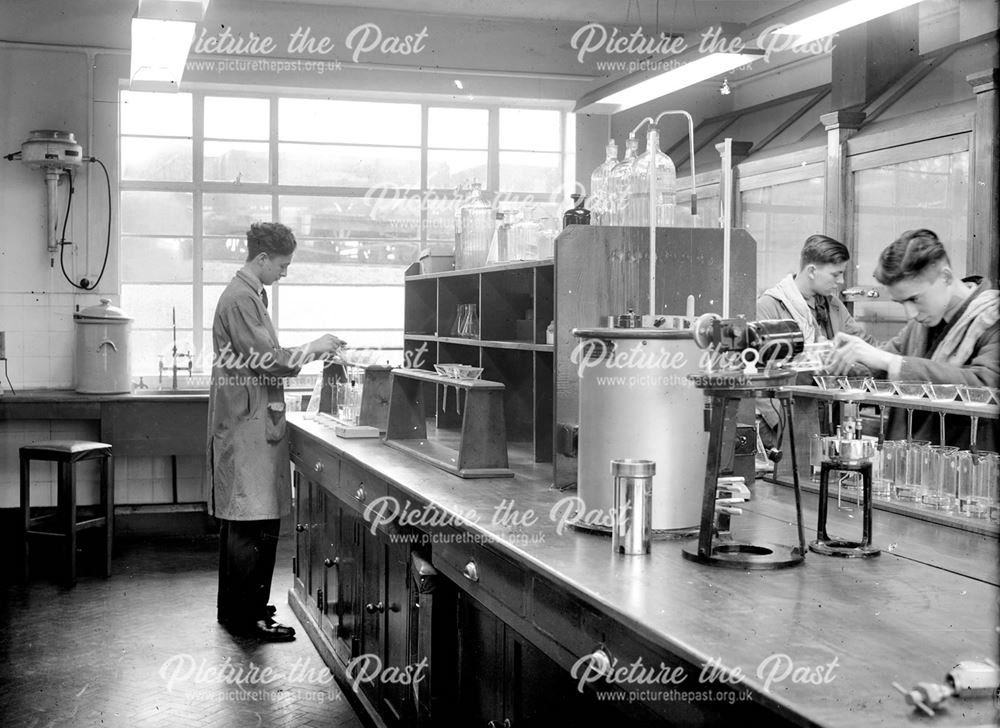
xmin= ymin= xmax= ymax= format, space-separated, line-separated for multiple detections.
xmin=287 ymin=414 xmax=998 ymax=728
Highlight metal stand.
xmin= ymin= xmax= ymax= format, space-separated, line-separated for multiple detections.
xmin=810 ymin=460 xmax=880 ymax=558
xmin=682 ymin=372 xmax=807 ymax=569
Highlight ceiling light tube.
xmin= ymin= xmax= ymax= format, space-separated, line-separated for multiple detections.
xmin=577 ymin=50 xmax=765 ymax=113
xmin=130 ymin=16 xmax=196 ymax=92
xmin=771 ymin=0 xmax=923 ymax=46
xmin=137 ymin=0 xmax=210 ymax=22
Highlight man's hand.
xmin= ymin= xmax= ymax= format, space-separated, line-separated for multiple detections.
xmin=828 ymin=332 xmax=898 ymax=376
xmin=307 ymin=334 xmax=347 ymax=357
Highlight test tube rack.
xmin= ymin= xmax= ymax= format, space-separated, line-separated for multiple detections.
xmin=382 ymin=368 xmax=513 ymax=478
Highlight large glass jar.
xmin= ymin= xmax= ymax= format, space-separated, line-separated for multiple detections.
xmin=457 ymin=182 xmax=493 ymax=269
xmin=608 ymin=135 xmax=639 ymax=225
xmin=630 ymin=127 xmax=677 ymax=226
xmin=589 ymin=139 xmax=619 ymax=225
xmin=510 ymin=205 xmax=541 ymax=260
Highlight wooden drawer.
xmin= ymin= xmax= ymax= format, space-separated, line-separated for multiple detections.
xmin=529 ymin=576 xmax=746 ymax=725
xmin=339 ymin=457 xmax=389 ymax=520
xmin=432 ymin=529 xmax=526 ymax=619
xmin=290 ymin=433 xmax=340 ymax=489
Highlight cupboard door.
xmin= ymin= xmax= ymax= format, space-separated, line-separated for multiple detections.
xmin=380 ymin=540 xmax=416 ymax=727
xmin=320 ymin=495 xmax=341 ymax=645
xmin=292 ymin=470 xmax=310 ymax=596
xmin=359 ymin=528 xmax=386 ymax=711
xmin=455 ymin=591 xmax=506 ymax=726
xmin=335 ymin=506 xmax=364 ymax=664
xmin=308 ymin=481 xmax=326 ymax=614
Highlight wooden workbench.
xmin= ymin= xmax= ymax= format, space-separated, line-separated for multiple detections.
xmin=289 ymin=414 xmax=999 ymax=727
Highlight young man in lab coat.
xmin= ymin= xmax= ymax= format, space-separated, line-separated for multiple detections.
xmin=207 ymin=222 xmax=345 ymax=641
xmin=828 ymin=229 xmax=999 ymax=449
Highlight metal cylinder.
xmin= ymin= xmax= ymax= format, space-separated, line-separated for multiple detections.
xmin=611 ymin=459 xmax=654 ymax=555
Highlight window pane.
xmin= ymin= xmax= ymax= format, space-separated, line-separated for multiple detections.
xmin=500 ymin=108 xmax=560 ymax=151
xmin=279 ymin=195 xmax=420 ymax=240
xmin=278 ymin=98 xmax=420 ymax=145
xmin=121 ymin=137 xmax=192 ymax=181
xmin=202 ymin=284 xmax=227 ymax=328
xmin=121 ymin=91 xmax=192 ymax=136
xmin=279 ymin=144 xmax=419 ymax=187
xmin=741 ymin=177 xmax=825 ymax=298
xmin=852 ymin=151 xmax=969 ymax=336
xmin=203 ymin=194 xmax=273 ymax=236
xmin=204 ymin=141 xmax=269 ymax=183
xmin=203 ymin=237 xmax=249 ymax=283
xmin=426 ymin=196 xmax=460 ymax=241
xmin=204 ymin=97 xmax=269 ymax=140
xmin=499 ymin=151 xmax=561 ymax=193
xmin=429 ymin=107 xmax=488 ymax=149
xmin=280 ymin=328 xmax=403 ymax=353
xmin=278 ymin=285 xmax=404 ymax=329
xmin=122 ymin=237 xmax=193 ymax=282
xmin=121 ymin=192 xmax=193 ymax=236
xmin=428 ymin=150 xmax=488 ymax=189
xmin=122 ymin=284 xmax=193 ymax=329
xmin=133 ymin=329 xmax=194 ymax=376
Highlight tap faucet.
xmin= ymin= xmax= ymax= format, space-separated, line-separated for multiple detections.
xmin=158 ymin=307 xmax=193 ymax=389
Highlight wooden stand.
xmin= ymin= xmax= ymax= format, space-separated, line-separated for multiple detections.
xmin=321 ymin=362 xmax=393 ymax=437
xmin=383 ymin=368 xmax=513 ymax=478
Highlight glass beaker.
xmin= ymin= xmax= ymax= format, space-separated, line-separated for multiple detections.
xmin=956 ymin=450 xmax=985 ymax=517
xmin=921 ymin=445 xmax=958 ymax=510
xmin=894 ymin=439 xmax=929 ymax=502
xmin=454 ymin=304 xmax=479 ymax=338
xmin=871 ymin=443 xmax=892 ymax=500
xmin=973 ymin=451 xmax=998 ymax=519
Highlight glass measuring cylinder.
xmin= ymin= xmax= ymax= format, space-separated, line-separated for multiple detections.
xmin=611 ymin=459 xmax=654 ymax=556
xmin=894 ymin=439 xmax=930 ymax=502
xmin=921 ymin=445 xmax=959 ymax=510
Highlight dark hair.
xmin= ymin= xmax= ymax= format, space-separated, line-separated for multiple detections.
xmin=800 ymin=234 xmax=849 ymax=269
xmin=246 ymin=222 xmax=297 ymax=260
xmin=873 ymin=229 xmax=950 ymax=286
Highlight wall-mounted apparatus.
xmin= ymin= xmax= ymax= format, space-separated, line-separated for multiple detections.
xmin=19 ymin=130 xmax=84 ymax=253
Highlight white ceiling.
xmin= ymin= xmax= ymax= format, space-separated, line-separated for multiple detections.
xmin=256 ymin=0 xmax=799 ymax=30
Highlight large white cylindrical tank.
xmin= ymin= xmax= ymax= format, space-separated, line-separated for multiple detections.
xmin=572 ymin=327 xmax=708 ymax=535
xmin=74 ymin=298 xmax=132 ymax=394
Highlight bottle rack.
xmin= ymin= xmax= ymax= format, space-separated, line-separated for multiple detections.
xmin=402 ymin=259 xmax=554 ymax=462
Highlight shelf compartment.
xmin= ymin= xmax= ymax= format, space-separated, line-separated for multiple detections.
xmin=404 ymin=278 xmax=437 ymax=335
xmin=438 ymin=275 xmax=480 ymax=340
xmin=534 ymin=265 xmax=554 ymax=345
xmin=481 ymin=267 xmax=534 ymax=342
xmin=480 ymin=348 xmax=534 ymax=444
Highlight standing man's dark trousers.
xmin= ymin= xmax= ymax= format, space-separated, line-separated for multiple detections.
xmin=217 ymin=518 xmax=281 ymax=631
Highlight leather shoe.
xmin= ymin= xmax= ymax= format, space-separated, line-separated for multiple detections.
xmin=250 ymin=618 xmax=296 ymax=642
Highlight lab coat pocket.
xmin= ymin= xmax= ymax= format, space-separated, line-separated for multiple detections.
xmin=265 ymin=401 xmax=287 ymax=442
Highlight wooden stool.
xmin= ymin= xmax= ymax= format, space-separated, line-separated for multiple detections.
xmin=20 ymin=440 xmax=114 ymax=585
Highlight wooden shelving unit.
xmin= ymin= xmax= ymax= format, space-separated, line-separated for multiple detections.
xmin=403 ymin=259 xmax=554 ymax=463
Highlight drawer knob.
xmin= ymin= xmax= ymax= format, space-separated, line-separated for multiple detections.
xmin=365 ymin=601 xmax=385 ymax=614
xmin=295 ymin=523 xmax=306 ymax=532
xmin=324 ymin=557 xmax=339 ymax=568
xmin=582 ymin=648 xmax=612 ymax=679
xmin=354 ymin=486 xmax=366 ymax=502
xmin=462 ymin=559 xmax=479 ymax=583
xmin=314 ymin=461 xmax=323 ymax=473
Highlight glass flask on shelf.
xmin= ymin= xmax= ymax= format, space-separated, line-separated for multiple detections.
xmin=608 ymin=134 xmax=639 ymax=225
xmin=510 ymin=206 xmax=541 ymax=260
xmin=630 ymin=126 xmax=677 ymax=226
xmin=457 ymin=181 xmax=493 ymax=269
xmin=537 ymin=216 xmax=560 ymax=259
xmin=589 ymin=139 xmax=619 ymax=225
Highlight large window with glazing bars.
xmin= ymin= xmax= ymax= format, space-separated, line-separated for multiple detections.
xmin=118 ymin=90 xmax=569 ymax=384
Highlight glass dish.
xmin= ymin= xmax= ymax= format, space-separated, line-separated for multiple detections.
xmin=894 ymin=381 xmax=928 ymax=398
xmin=923 ymin=383 xmax=959 ymax=402
xmin=866 ymin=379 xmax=896 ymax=395
xmin=814 ymin=375 xmax=840 ymax=391
xmin=434 ymin=363 xmax=483 ymax=380
xmin=957 ymin=385 xmax=993 ymax=406
xmin=837 ymin=376 xmax=867 ymax=394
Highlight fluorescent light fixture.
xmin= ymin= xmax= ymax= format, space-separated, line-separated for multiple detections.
xmin=129 ymin=17 xmax=196 ymax=92
xmin=771 ymin=0 xmax=923 ymax=46
xmin=583 ymin=50 xmax=765 ymax=112
xmin=137 ymin=0 xmax=210 ymax=22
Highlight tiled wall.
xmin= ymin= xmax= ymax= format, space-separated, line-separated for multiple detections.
xmin=0 ymin=420 xmax=204 ymax=509
xmin=0 ymin=292 xmax=80 ymax=390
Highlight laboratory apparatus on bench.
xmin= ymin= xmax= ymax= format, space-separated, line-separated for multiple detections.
xmin=682 ymin=314 xmax=808 ymax=569
xmin=892 ymin=659 xmax=1000 ymax=717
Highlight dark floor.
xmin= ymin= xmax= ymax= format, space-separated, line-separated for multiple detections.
xmin=0 ymin=526 xmax=366 ymax=728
